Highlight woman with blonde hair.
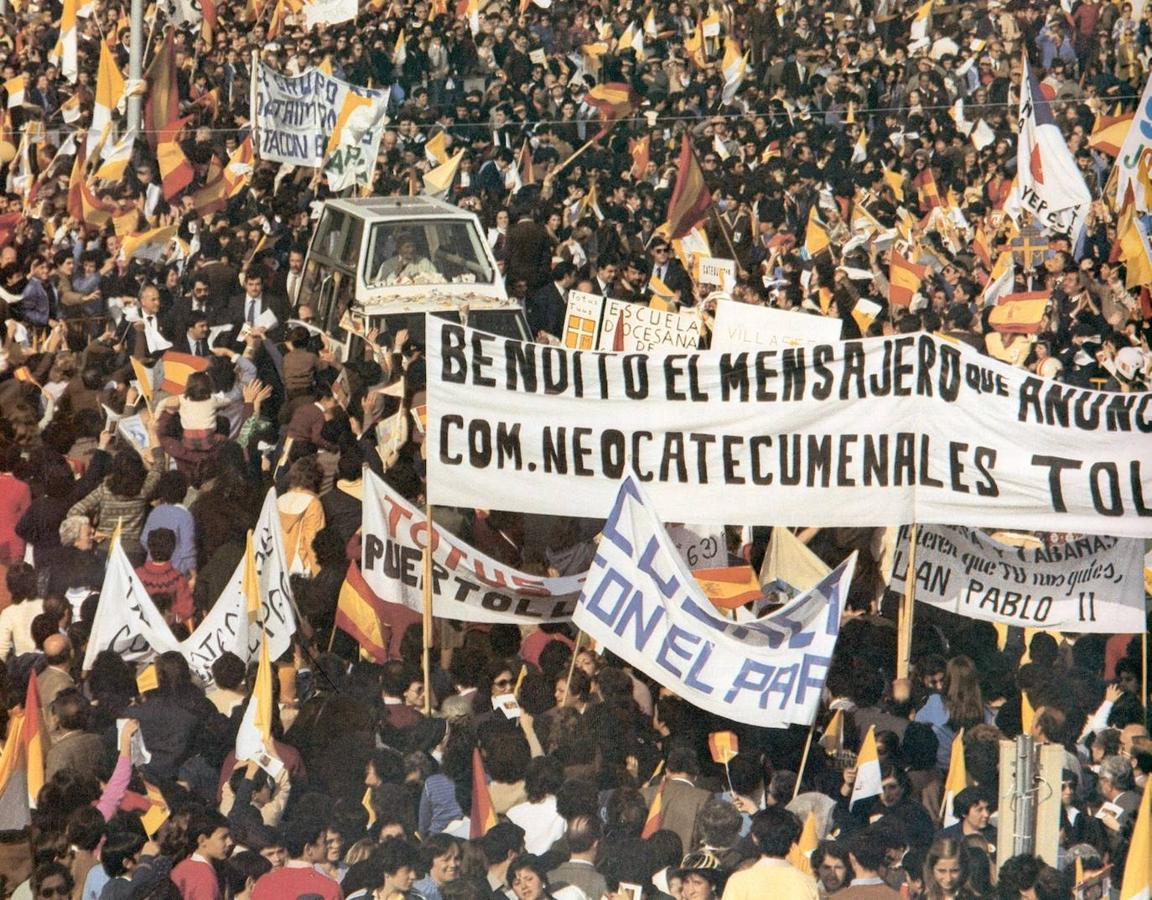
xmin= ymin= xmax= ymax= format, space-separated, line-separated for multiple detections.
xmin=915 ymin=655 xmax=986 ymax=769
xmin=277 ymin=457 xmax=325 ymax=576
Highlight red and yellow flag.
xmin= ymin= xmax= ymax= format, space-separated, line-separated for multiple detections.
xmin=159 ymin=351 xmax=210 ymax=395
xmin=470 ymin=748 xmax=498 ymax=838
xmin=708 ymin=731 xmax=739 ymax=764
xmin=693 ymin=566 xmax=762 ymax=610
xmin=23 ymin=671 xmax=45 ymax=808
xmin=156 ymin=115 xmax=194 ymax=200
xmin=641 ymin=779 xmax=666 ymax=838
xmin=67 ymin=140 xmax=116 ymax=227
xmin=889 ymin=250 xmax=927 ymax=307
xmin=988 ymin=292 xmax=1049 ymax=334
xmin=912 ymin=167 xmax=941 ymax=211
xmin=585 ymin=82 xmax=639 ymax=140
xmin=143 ymin=29 xmax=181 ymax=152
xmin=336 ymin=562 xmax=389 ymax=664
xmin=1088 ymin=111 xmax=1134 ymax=157
xmin=629 ymin=134 xmax=650 ymax=180
xmin=660 ymin=135 xmax=712 ymax=240
xmin=786 ymin=812 xmax=818 ymax=874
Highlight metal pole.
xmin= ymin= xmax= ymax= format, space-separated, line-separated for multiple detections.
xmin=126 ymin=0 xmax=145 ymax=135
xmin=1013 ymin=735 xmax=1036 ymax=858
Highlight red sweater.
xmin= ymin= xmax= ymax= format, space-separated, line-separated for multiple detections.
xmin=135 ymin=560 xmax=194 ymax=622
xmin=172 ymin=857 xmax=220 ymax=900
xmin=252 ymin=864 xmax=342 ymax=900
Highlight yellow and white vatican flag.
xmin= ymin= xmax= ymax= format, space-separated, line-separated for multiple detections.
xmin=940 ymin=728 xmax=967 ymax=828
xmin=849 ymin=726 xmax=883 ymax=809
xmin=721 ymin=38 xmax=746 ymax=105
xmin=89 ymin=42 xmax=126 ymax=156
xmin=423 ymin=149 xmax=464 ymax=199
xmin=50 ymin=0 xmax=79 ymax=83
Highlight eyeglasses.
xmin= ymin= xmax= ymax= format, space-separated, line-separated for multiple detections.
xmin=653 ymin=248 xmax=669 ymax=254
xmin=38 ymin=887 xmax=70 ymax=899
xmin=493 ymin=678 xmax=514 ymax=688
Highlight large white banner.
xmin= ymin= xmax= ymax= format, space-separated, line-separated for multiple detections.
xmin=252 ymin=62 xmax=388 ymax=175
xmin=575 ymin=477 xmax=857 ymax=728
xmin=597 ymin=299 xmax=702 ymax=352
xmin=426 ymin=322 xmax=1152 ymax=537
xmin=712 ymin=300 xmax=843 ymax=351
xmin=182 ymin=490 xmax=297 ymax=683
xmin=361 ymin=470 xmax=581 ymax=623
xmin=83 ymin=491 xmax=297 ymax=683
xmin=890 ymin=525 xmax=1146 ymax=633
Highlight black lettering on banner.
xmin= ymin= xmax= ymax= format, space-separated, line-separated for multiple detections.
xmin=602 ymin=430 xmax=626 ymax=479
xmin=543 ymin=428 xmax=567 ymax=473
xmin=440 ymin=415 xmax=464 ymax=464
xmin=811 ymin=345 xmax=835 ymax=399
xmin=441 ymin=324 xmax=467 ymax=383
xmin=870 ymin=342 xmax=892 ymax=396
xmin=661 ymin=433 xmax=687 ymax=482
xmin=723 ymin=435 xmax=745 ymax=485
xmin=750 ymin=436 xmax=773 ymax=485
xmin=837 ymin=435 xmax=857 ymax=487
xmin=916 ymin=335 xmax=936 ymax=397
xmin=632 ymin=432 xmax=654 ymax=482
xmin=949 ymin=442 xmax=970 ymax=493
xmin=470 ymin=332 xmax=497 ymax=387
xmin=974 ymin=446 xmax=999 ymax=496
xmin=689 ymin=433 xmax=716 ymax=483
xmin=841 ymin=344 xmax=866 ymax=399
xmin=755 ymin=352 xmax=778 ymax=402
xmin=543 ymin=347 xmax=569 ymax=394
xmin=863 ymin=435 xmax=888 ymax=487
xmin=623 ymin=355 xmax=649 ymax=399
xmin=720 ymin=353 xmax=750 ymax=401
xmin=892 ymin=337 xmax=915 ymax=396
xmin=664 ymin=356 xmax=688 ymax=401
xmin=1133 ymin=461 xmax=1152 ymax=514
xmin=939 ymin=344 xmax=961 ymax=401
xmin=919 ymin=437 xmax=944 ymax=488
xmin=1090 ymin=462 xmax=1123 ymax=516
xmin=894 ymin=433 xmax=915 ymax=485
xmin=806 ymin=435 xmax=831 ymax=487
xmin=506 ymin=342 xmax=538 ymax=393
xmin=573 ymin=428 xmax=593 ymax=476
xmin=1032 ymin=454 xmax=1083 ymax=512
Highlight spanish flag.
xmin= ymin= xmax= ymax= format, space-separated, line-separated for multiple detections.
xmin=973 ymin=225 xmax=993 ymax=269
xmin=67 ymin=140 xmax=116 ymax=228
xmin=641 ymin=779 xmax=666 ymax=838
xmin=336 ymin=562 xmax=389 ymax=664
xmin=156 ymin=115 xmax=195 ymax=200
xmin=585 ymin=82 xmax=639 ymax=140
xmin=888 ymin=250 xmax=927 ymax=307
xmin=707 ymin=731 xmax=739 ymax=765
xmin=803 ymin=207 xmax=831 ymax=258
xmin=1088 ymin=110 xmax=1133 ymax=158
xmin=470 ymin=748 xmax=498 ymax=838
xmin=683 ymin=19 xmax=707 ymax=69
xmin=159 ymin=351 xmax=209 ymax=395
xmin=0 ymin=711 xmax=27 ymax=799
xmin=1120 ymin=779 xmax=1151 ymax=900
xmin=694 ymin=566 xmax=762 ymax=610
xmin=881 ymin=164 xmax=905 ymax=202
xmin=23 ymin=672 xmax=45 ymax=808
xmin=144 ymin=29 xmax=181 ymax=151
xmin=629 ymin=134 xmax=650 ymax=180
xmin=516 ymin=139 xmax=535 ymax=189
xmin=941 ymin=728 xmax=967 ymax=828
xmin=988 ymin=292 xmax=1049 ymax=334
xmin=660 ymin=135 xmax=712 ymax=240
xmin=786 ymin=812 xmax=818 ymax=874
xmin=121 ymin=225 xmax=179 ymax=263
xmin=912 ymin=167 xmax=941 ymax=211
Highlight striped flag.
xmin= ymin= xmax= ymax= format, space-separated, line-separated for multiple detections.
xmin=908 ymin=0 xmax=933 ymax=44
xmin=803 ymin=207 xmax=831 ymax=258
xmin=143 ymin=29 xmax=181 ymax=152
xmin=629 ymin=134 xmax=650 ymax=180
xmin=693 ymin=567 xmax=762 ymax=610
xmin=4 ymin=76 xmax=24 ymax=108
xmin=423 ymin=149 xmax=464 ymax=200
xmin=1120 ymin=779 xmax=1151 ymax=900
xmin=159 ymin=351 xmax=210 ymax=395
xmin=89 ymin=41 xmax=125 ymax=156
xmin=849 ymin=726 xmax=882 ymax=808
xmin=641 ymin=779 xmax=666 ymax=838
xmin=940 ymin=728 xmax=967 ymax=827
xmin=470 ymin=748 xmax=498 ymax=838
xmin=881 ymin=165 xmax=905 ymax=202
xmin=988 ymin=292 xmax=1049 ymax=334
xmin=336 ymin=562 xmax=389 ymax=664
xmin=23 ymin=672 xmax=45 ymax=808
xmin=786 ymin=812 xmax=818 ymax=874
xmin=819 ymin=708 xmax=845 ymax=754
xmin=585 ymin=82 xmax=639 ymax=140
xmin=720 ymin=37 xmax=746 ymax=104
xmin=235 ymin=633 xmax=275 ymax=764
xmin=708 ymin=731 xmax=739 ymax=764
xmin=68 ymin=139 xmax=116 ymax=228
xmin=888 ymin=250 xmax=927 ymax=307
xmin=121 ymin=225 xmax=178 ymax=263
xmin=1089 ymin=110 xmax=1134 ymax=157
xmin=424 ymin=128 xmax=447 ymax=166
xmin=157 ymin=115 xmax=195 ymax=199
xmin=980 ymin=251 xmax=1015 ymax=307
xmin=912 ymin=167 xmax=942 ymax=211
xmin=0 ymin=712 xmax=27 ymax=799
xmin=51 ymin=0 xmax=79 ymax=82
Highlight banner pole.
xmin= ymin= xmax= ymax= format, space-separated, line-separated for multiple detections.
xmin=793 ymin=717 xmax=817 ymax=801
xmin=422 ymin=498 xmax=434 ymax=717
xmin=563 ymin=631 xmax=584 ymax=700
xmin=897 ymin=523 xmax=918 ymax=681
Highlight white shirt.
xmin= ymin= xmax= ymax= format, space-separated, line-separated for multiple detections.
xmin=506 ymin=795 xmax=566 ymax=855
xmin=0 ymin=599 xmax=45 ymax=660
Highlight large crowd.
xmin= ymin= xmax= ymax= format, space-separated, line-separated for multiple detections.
xmin=0 ymin=0 xmax=1150 ymax=896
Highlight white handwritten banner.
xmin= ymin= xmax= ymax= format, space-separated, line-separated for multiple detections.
xmin=181 ymin=490 xmax=297 ymax=683
xmin=426 ymin=322 xmax=1152 ymax=537
xmin=575 ymin=477 xmax=857 ymax=727
xmin=890 ymin=525 xmax=1146 ymax=633
xmin=361 ymin=470 xmax=581 ymax=623
xmin=83 ymin=491 xmax=297 ymax=683
xmin=668 ymin=523 xmax=726 ymax=569
xmin=252 ymin=62 xmax=388 ymax=170
xmin=303 ymin=0 xmax=357 ymax=27
xmin=711 ymin=301 xmax=843 ymax=351
xmin=597 ymin=299 xmax=701 ymax=352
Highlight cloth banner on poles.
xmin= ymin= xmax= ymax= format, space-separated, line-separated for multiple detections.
xmin=425 ymin=321 xmax=1152 ymax=537
xmin=890 ymin=525 xmax=1146 ymax=633
xmin=360 ymin=470 xmax=581 ymax=623
xmin=574 ymin=476 xmax=857 ymax=728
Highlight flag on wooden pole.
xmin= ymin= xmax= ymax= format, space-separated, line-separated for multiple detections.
xmin=470 ymin=748 xmax=498 ymax=838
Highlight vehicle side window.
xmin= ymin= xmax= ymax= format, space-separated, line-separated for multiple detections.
xmin=313 ymin=210 xmax=363 ymax=266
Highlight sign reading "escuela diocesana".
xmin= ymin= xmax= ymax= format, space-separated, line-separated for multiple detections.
xmin=426 ymin=322 xmax=1152 ymax=537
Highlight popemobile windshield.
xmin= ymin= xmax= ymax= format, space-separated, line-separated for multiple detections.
xmin=296 ymin=196 xmax=531 ymax=361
